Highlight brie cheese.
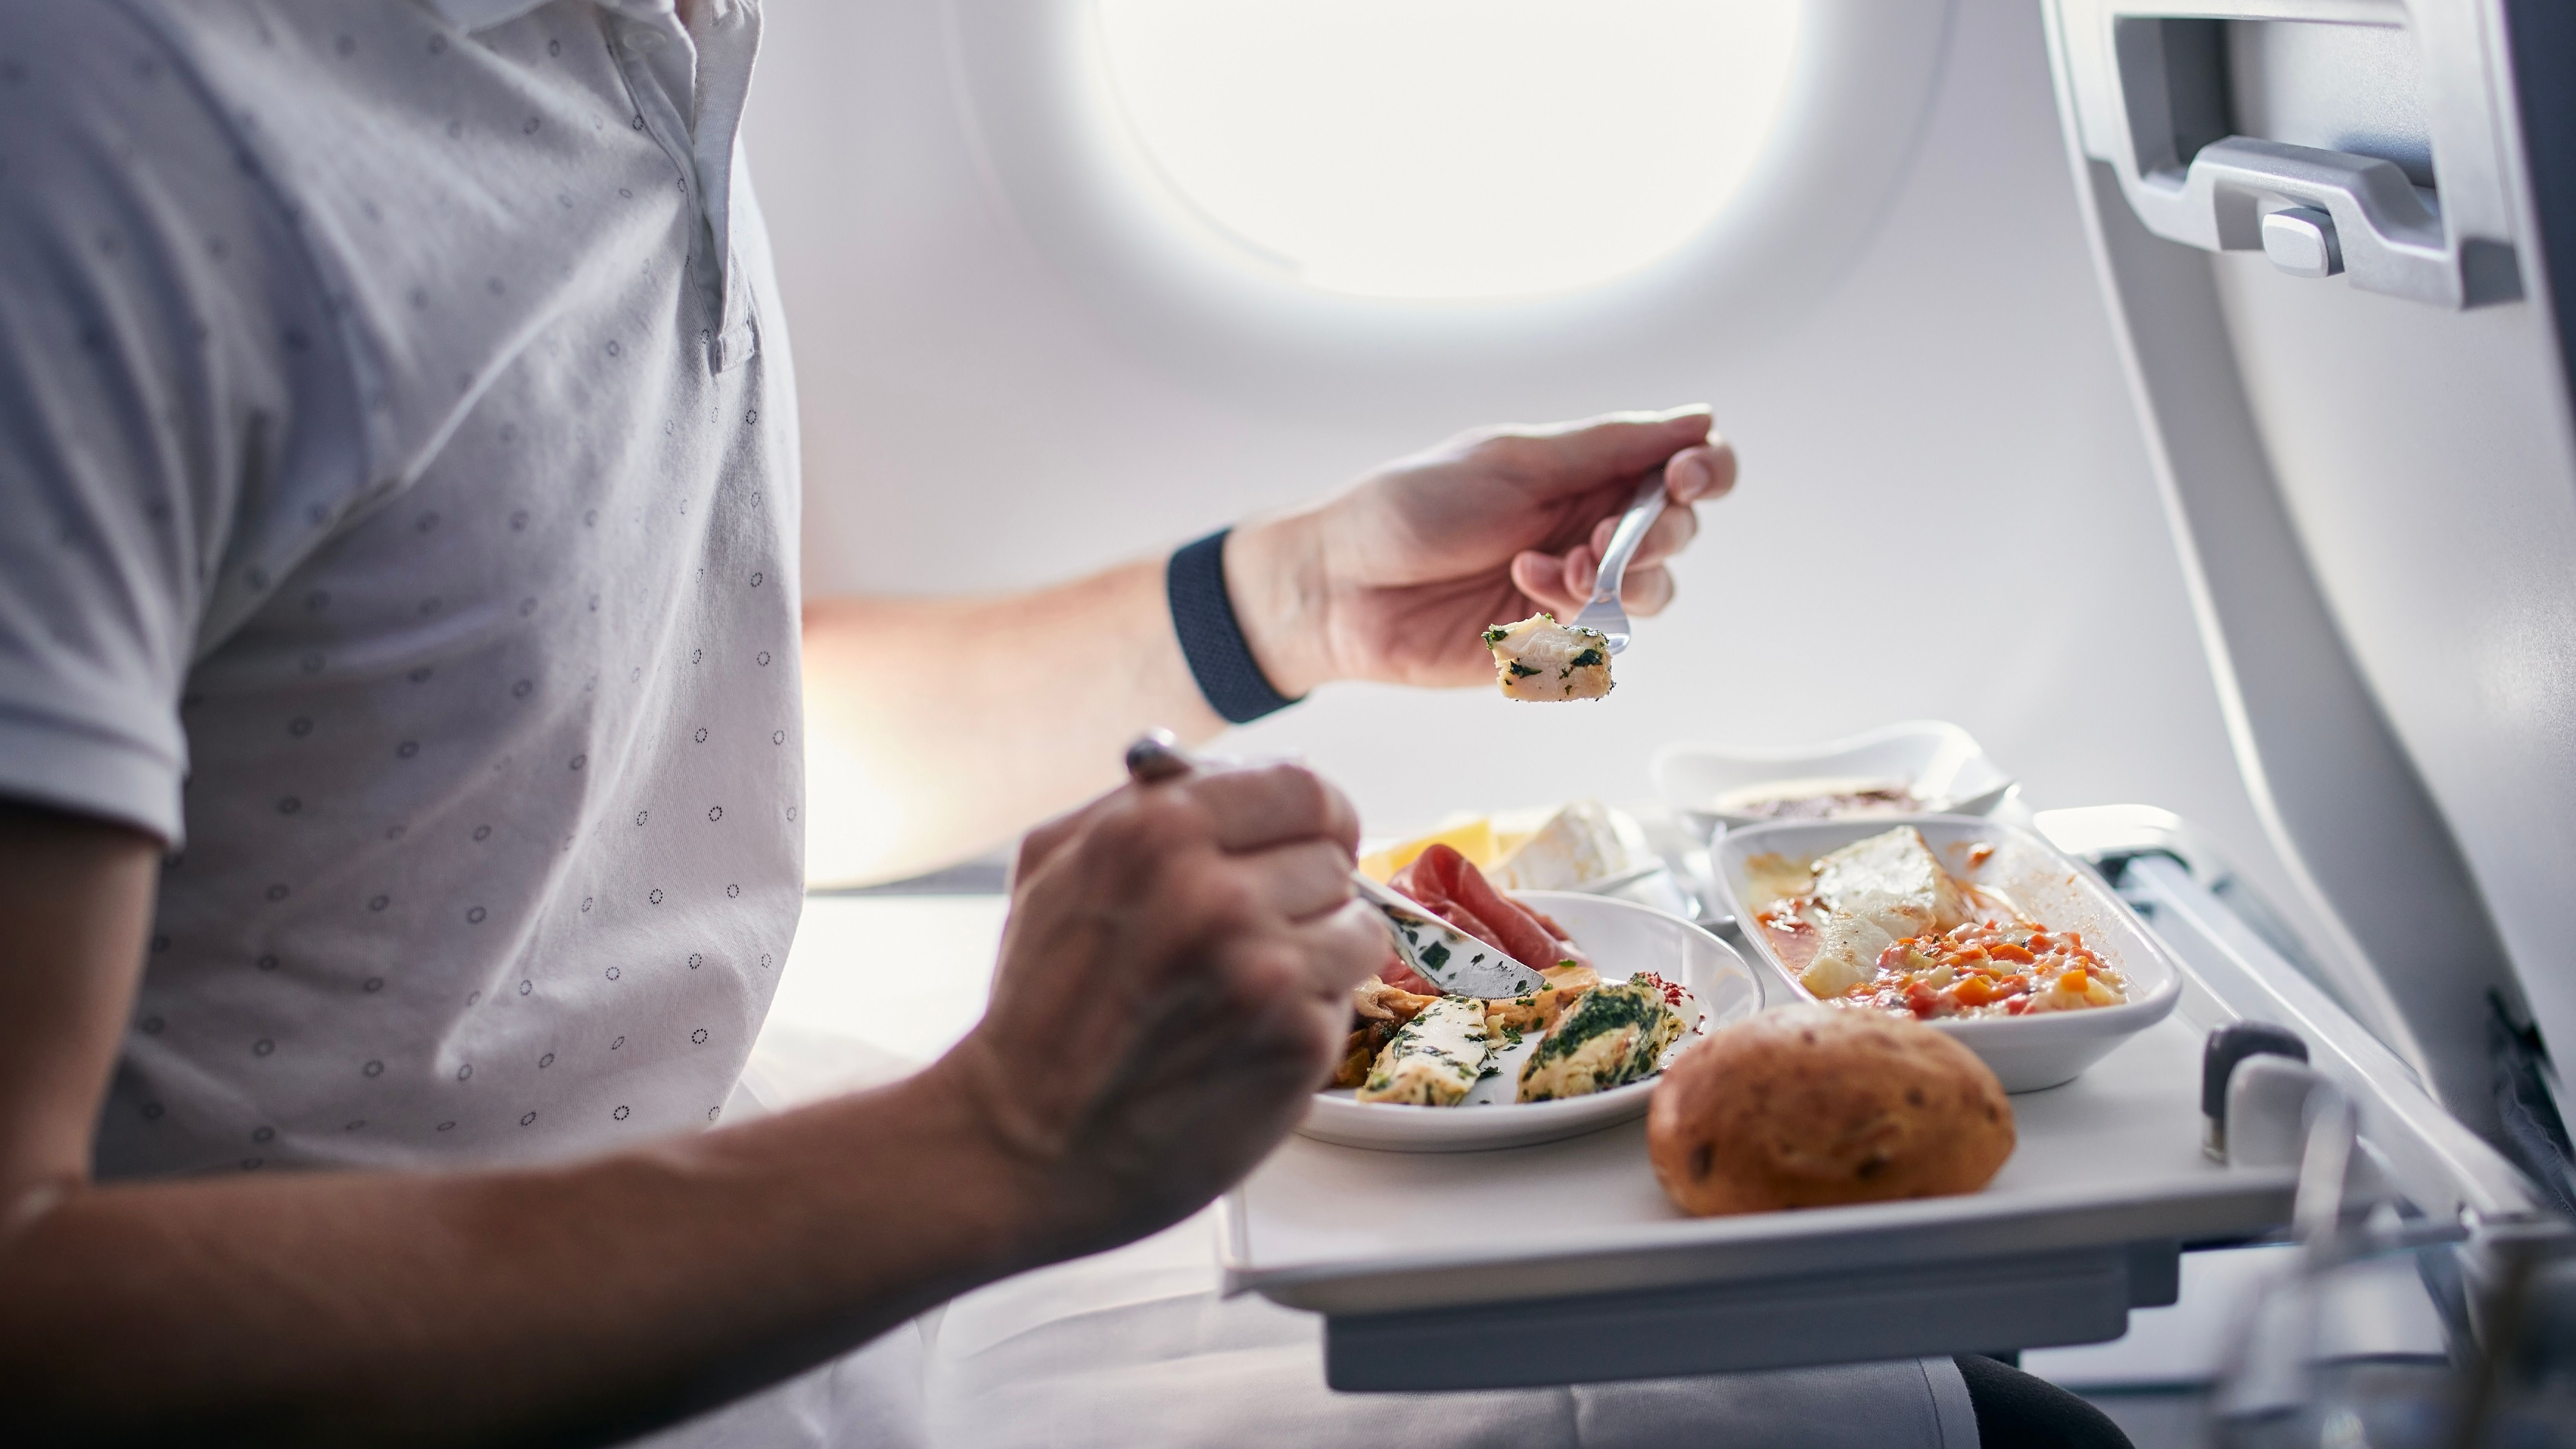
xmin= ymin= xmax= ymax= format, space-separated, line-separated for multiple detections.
xmin=1490 ymin=800 xmax=1631 ymax=890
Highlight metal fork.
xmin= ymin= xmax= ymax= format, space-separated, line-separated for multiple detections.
xmin=1567 ymin=470 xmax=1670 ymax=654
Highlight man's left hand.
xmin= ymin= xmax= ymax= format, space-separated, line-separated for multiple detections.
xmin=1226 ymin=407 xmax=1735 ymax=695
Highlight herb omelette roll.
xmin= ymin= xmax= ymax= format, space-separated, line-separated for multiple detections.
xmin=1516 ymin=979 xmax=1678 ymax=1102
xmin=1355 ymin=997 xmax=1492 ymax=1107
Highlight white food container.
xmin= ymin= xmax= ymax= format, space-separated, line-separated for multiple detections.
xmin=1710 ymin=815 xmax=2185 ymax=1091
xmin=1222 ymin=1000 xmax=2291 ymax=1389
xmin=1653 ymin=719 xmax=2016 ymax=838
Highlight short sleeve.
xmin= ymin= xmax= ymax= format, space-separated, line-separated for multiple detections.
xmin=0 ymin=2 xmax=362 ymax=843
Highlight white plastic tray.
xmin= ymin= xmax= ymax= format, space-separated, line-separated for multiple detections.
xmin=1219 ymin=1000 xmax=2295 ymax=1389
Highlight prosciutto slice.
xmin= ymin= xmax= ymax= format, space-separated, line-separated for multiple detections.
xmin=1381 ymin=843 xmax=1590 ymax=991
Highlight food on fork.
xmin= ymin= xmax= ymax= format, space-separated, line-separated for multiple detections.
xmin=1647 ymin=1009 xmax=2014 ymax=1217
xmin=1482 ymin=613 xmax=1613 ymax=701
xmin=1750 ymin=826 xmax=2130 ymax=1019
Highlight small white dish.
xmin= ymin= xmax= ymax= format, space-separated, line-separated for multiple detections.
xmin=1652 ymin=719 xmax=2015 ymax=840
xmin=1710 ymin=815 xmax=2183 ymax=1093
xmin=1564 ymin=859 xmax=1666 ymax=896
xmin=1299 ymin=893 xmax=1764 ymax=1153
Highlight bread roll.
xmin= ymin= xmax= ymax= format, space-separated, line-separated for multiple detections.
xmin=1647 ymin=1008 xmax=2013 ymax=1216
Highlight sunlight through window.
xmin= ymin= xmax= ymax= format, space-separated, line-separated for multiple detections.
xmin=1092 ymin=0 xmax=1805 ymax=301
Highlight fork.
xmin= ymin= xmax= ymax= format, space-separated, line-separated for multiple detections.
xmin=1567 ymin=470 xmax=1670 ymax=654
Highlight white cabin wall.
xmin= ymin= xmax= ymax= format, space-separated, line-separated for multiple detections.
xmin=744 ymin=0 xmax=2300 ymax=912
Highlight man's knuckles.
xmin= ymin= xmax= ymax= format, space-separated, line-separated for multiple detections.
xmin=1464 ymin=430 xmax=1559 ymax=485
xmin=1179 ymin=866 xmax=1268 ymax=938
xmin=1314 ymin=900 xmax=1390 ymax=981
xmin=1209 ymin=936 xmax=1333 ymax=1017
xmin=1193 ymin=763 xmax=1353 ymax=851
xmin=1089 ymin=787 xmax=1212 ymax=866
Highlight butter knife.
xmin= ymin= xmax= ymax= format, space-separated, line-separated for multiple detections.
xmin=1122 ymin=730 xmax=1549 ymax=999
xmin=1350 ymin=871 xmax=1549 ymax=999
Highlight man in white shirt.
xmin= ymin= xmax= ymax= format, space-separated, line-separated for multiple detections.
xmin=0 ymin=3 xmax=2126 ymax=1446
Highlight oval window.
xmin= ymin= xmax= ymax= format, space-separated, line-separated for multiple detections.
xmin=1092 ymin=0 xmax=1806 ymax=301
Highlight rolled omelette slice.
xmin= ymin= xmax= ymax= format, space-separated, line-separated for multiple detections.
xmin=1516 ymin=979 xmax=1675 ymax=1102
xmin=1355 ymin=996 xmax=1492 ymax=1107
xmin=1482 ymin=614 xmax=1612 ymax=702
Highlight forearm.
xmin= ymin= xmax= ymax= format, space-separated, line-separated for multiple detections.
xmin=795 ymin=407 xmax=1726 ymax=887
xmin=802 ymin=558 xmax=1232 ymax=885
xmin=2 ymin=1061 xmax=1040 ymax=1447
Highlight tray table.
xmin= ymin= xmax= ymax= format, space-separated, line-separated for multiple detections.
xmin=1221 ymin=1003 xmax=2296 ymax=1391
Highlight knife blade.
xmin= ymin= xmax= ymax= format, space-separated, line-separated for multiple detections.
xmin=1349 ymin=871 xmax=1549 ymax=999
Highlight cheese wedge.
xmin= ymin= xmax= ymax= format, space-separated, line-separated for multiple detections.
xmin=1490 ymin=800 xmax=1631 ymax=890
xmin=1796 ymin=827 xmax=1971 ymax=997
xmin=1483 ymin=614 xmax=1612 ymax=702
xmin=1356 ymin=997 xmax=1491 ymax=1107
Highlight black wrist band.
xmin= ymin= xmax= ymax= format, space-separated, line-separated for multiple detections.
xmin=1167 ymin=528 xmax=1301 ymax=724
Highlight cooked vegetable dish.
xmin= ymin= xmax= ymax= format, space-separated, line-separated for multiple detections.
xmin=1752 ymin=826 xmax=2129 ymax=1021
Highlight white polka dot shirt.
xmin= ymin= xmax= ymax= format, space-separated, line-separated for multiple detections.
xmin=0 ymin=0 xmax=805 ymax=1177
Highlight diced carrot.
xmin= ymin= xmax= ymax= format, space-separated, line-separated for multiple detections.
xmin=2060 ymin=968 xmax=2089 ymax=994
xmin=1954 ymin=975 xmax=1996 ymax=1006
xmin=1990 ymin=944 xmax=2035 ymax=964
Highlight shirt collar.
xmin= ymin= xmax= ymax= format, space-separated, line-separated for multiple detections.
xmin=423 ymin=0 xmax=678 ymax=34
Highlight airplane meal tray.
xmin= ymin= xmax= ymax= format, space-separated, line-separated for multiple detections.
xmin=1218 ymin=1004 xmax=2297 ymax=1391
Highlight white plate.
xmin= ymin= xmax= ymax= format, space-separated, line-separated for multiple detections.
xmin=1298 ymin=893 xmax=1764 ymax=1153
xmin=1710 ymin=815 xmax=2184 ymax=1092
xmin=1652 ymin=719 xmax=2015 ymax=839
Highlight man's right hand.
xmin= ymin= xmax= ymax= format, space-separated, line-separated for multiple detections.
xmin=934 ymin=761 xmax=1385 ymax=1261
xmin=0 ymin=767 xmax=1385 ymax=1446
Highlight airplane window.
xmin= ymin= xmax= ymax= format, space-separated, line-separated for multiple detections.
xmin=1091 ymin=0 xmax=1806 ymax=301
